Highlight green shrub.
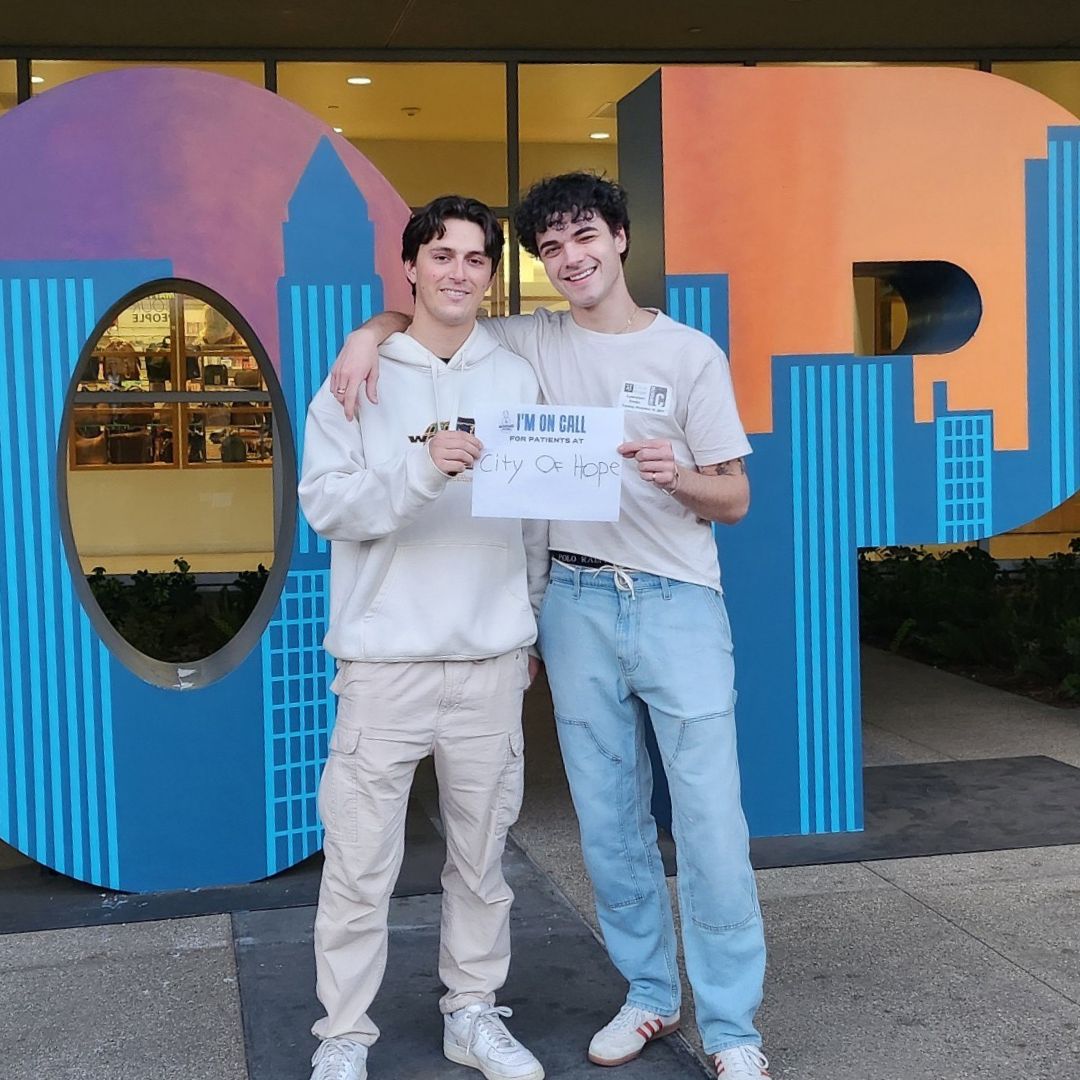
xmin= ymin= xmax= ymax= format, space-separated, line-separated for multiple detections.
xmin=87 ymin=559 xmax=270 ymax=664
xmin=858 ymin=541 xmax=1080 ymax=702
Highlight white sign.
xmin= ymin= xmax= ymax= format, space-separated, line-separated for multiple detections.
xmin=471 ymin=404 xmax=625 ymax=521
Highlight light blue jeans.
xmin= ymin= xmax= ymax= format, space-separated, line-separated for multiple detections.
xmin=538 ymin=561 xmax=765 ymax=1054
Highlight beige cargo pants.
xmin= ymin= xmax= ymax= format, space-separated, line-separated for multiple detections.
xmin=311 ymin=648 xmax=529 ymax=1046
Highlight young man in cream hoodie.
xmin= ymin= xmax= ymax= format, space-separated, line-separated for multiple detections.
xmin=298 ymin=196 xmax=547 ymax=1080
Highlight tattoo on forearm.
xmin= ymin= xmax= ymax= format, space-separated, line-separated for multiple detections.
xmin=702 ymin=458 xmax=746 ymax=477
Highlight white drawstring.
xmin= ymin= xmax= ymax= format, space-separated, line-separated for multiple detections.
xmin=428 ymin=356 xmax=444 ymax=429
xmin=593 ymin=564 xmax=636 ymax=598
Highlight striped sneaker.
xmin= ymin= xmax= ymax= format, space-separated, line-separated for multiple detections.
xmin=715 ymin=1045 xmax=770 ymax=1078
xmin=587 ymin=1003 xmax=681 ymax=1066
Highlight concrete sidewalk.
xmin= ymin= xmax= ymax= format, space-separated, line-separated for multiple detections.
xmin=3 ymin=647 xmax=1080 ymax=1079
xmin=513 ymin=648 xmax=1080 ymax=1079
xmin=0 ymin=840 xmax=706 ymax=1080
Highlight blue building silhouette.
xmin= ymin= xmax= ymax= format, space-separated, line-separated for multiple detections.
xmin=265 ymin=137 xmax=386 ymax=874
xmin=0 ymin=137 xmax=389 ymax=889
xmin=665 ymin=124 xmax=1080 ymax=838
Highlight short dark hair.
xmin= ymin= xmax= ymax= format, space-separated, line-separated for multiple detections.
xmin=401 ymin=194 xmax=504 ymax=272
xmin=514 ymin=172 xmax=631 ymax=262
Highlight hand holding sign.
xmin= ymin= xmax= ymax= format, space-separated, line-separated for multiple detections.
xmin=472 ymin=405 xmax=625 ymax=521
xmin=428 ymin=429 xmax=482 ymax=476
xmin=618 ymin=438 xmax=678 ymax=490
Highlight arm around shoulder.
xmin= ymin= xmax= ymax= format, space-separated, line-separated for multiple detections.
xmin=329 ymin=311 xmax=411 ymax=416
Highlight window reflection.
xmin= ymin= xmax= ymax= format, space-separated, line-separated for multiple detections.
xmin=517 ymin=65 xmax=659 ymax=312
xmin=0 ymin=60 xmax=15 ymax=119
xmin=991 ymin=62 xmax=1080 ymax=117
xmin=30 ymin=60 xmax=265 ymax=94
xmin=477 ymin=219 xmax=511 ymax=318
xmin=278 ymin=62 xmax=507 ymax=207
xmin=186 ymin=402 xmax=273 ymax=466
xmin=67 ymin=289 xmax=277 ymax=582
xmin=518 ymin=64 xmax=659 ymax=191
xmin=77 ymin=293 xmax=268 ymax=401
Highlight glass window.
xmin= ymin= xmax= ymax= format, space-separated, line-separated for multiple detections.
xmin=853 ymin=275 xmax=908 ymax=356
xmin=517 ymin=64 xmax=659 ymax=312
xmin=0 ymin=60 xmax=15 ymax=119
xmin=991 ymin=62 xmax=1080 ymax=116
xmin=71 ymin=290 xmax=274 ymax=472
xmin=66 ymin=287 xmax=283 ymax=670
xmin=67 ymin=287 xmax=277 ymax=570
xmin=30 ymin=60 xmax=265 ymax=94
xmin=278 ymin=62 xmax=507 ymax=208
xmin=760 ymin=61 xmax=978 ymax=68
xmin=478 ymin=219 xmax=512 ymax=318
xmin=518 ymin=64 xmax=659 ymax=192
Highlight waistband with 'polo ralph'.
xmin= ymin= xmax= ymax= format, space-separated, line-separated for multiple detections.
xmin=549 ymin=550 xmax=612 ymax=569
xmin=549 ymin=552 xmax=673 ymax=599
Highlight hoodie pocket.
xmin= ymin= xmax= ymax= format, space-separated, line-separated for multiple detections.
xmin=362 ymin=540 xmax=529 ymax=657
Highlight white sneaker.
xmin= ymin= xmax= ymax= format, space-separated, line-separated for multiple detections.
xmin=443 ymin=1003 xmax=545 ymax=1080
xmin=714 ymin=1044 xmax=770 ymax=1078
xmin=310 ymin=1037 xmax=368 ymax=1080
xmin=587 ymin=1003 xmax=681 ymax=1066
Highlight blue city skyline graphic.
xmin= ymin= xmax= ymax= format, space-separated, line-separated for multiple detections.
xmin=2 ymin=124 xmax=1079 ymax=890
xmin=0 ymin=137 xmax=386 ymax=889
xmin=667 ymin=125 xmax=1080 ymax=838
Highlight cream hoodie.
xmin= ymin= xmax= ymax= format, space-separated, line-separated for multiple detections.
xmin=298 ymin=326 xmax=547 ymax=662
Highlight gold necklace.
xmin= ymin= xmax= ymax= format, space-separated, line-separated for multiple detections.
xmin=619 ymin=306 xmax=640 ymax=333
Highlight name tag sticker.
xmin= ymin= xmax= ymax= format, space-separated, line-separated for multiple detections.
xmin=620 ymin=381 xmax=673 ymax=415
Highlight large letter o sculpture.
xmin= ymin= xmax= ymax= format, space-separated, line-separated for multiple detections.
xmin=0 ymin=68 xmax=411 ymax=890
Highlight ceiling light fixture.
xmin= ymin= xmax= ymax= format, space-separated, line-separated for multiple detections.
xmin=332 ymin=127 xmax=344 ymax=133
xmin=30 ymin=75 xmax=44 ymax=84
xmin=589 ymin=132 xmax=611 ymax=140
xmin=346 ymin=76 xmax=372 ymax=86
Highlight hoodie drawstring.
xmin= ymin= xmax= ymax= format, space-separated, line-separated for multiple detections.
xmin=429 ymin=357 xmax=444 ymax=429
xmin=379 ymin=328 xmax=485 ymax=433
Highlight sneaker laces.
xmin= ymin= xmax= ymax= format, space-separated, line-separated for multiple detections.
xmin=606 ymin=1002 xmax=659 ymax=1032
xmin=466 ymin=1004 xmax=517 ymax=1054
xmin=715 ymin=1044 xmax=769 ymax=1077
xmin=311 ymin=1038 xmax=363 ymax=1080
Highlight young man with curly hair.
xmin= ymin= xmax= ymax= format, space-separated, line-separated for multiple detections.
xmin=329 ymin=174 xmax=770 ymax=1080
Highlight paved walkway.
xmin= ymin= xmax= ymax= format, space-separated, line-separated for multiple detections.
xmin=513 ymin=648 xmax=1080 ymax=1079
xmin=3 ymin=647 xmax=1080 ymax=1079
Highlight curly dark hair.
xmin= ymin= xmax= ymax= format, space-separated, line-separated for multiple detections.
xmin=514 ymin=172 xmax=630 ymax=262
xmin=401 ymin=194 xmax=504 ymax=272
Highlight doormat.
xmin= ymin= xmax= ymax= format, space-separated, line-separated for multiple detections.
xmin=660 ymin=755 xmax=1080 ymax=872
xmin=234 ymin=846 xmax=705 ymax=1080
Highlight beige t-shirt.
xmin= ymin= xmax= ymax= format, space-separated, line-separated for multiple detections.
xmin=480 ymin=309 xmax=751 ymax=590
